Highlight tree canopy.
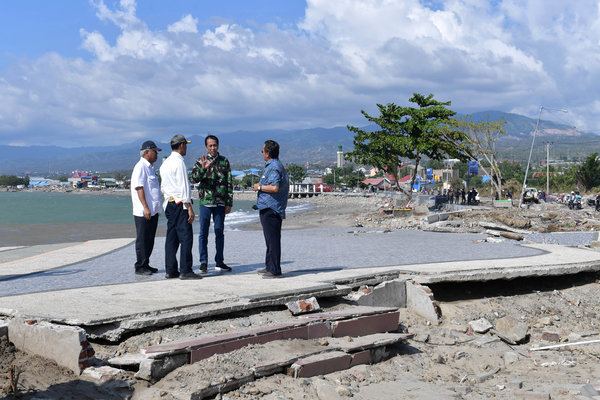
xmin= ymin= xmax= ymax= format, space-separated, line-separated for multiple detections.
xmin=286 ymin=164 xmax=307 ymax=185
xmin=345 ymin=93 xmax=471 ymax=205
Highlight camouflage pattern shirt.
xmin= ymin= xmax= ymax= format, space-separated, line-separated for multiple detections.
xmin=191 ymin=153 xmax=233 ymax=207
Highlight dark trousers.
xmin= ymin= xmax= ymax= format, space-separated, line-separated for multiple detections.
xmin=164 ymin=202 xmax=193 ymax=275
xmin=198 ymin=205 xmax=225 ymax=265
xmin=259 ymin=208 xmax=282 ymax=275
xmin=134 ymin=214 xmax=159 ymax=270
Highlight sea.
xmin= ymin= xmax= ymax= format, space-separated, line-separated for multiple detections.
xmin=0 ymin=191 xmax=312 ymax=247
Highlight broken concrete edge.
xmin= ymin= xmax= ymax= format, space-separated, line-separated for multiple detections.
xmin=414 ymin=260 xmax=600 ymax=284
xmin=406 ymin=280 xmax=442 ymax=325
xmin=7 ymin=318 xmax=95 ymax=375
xmin=84 ymin=286 xmax=354 ymax=342
xmin=0 ymin=319 xmax=8 ymax=338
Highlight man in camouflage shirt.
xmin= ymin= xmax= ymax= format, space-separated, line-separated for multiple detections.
xmin=191 ymin=135 xmax=234 ymax=273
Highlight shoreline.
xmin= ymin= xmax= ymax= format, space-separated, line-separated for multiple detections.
xmin=1 ymin=190 xmax=388 ymax=246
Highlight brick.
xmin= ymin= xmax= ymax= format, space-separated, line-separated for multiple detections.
xmin=350 ymin=350 xmax=372 ymax=367
xmin=288 ymin=351 xmax=352 ymax=378
xmin=286 ymin=297 xmax=321 ymax=315
xmin=331 ymin=312 xmax=399 ymax=337
xmin=307 ymin=322 xmax=332 ymax=339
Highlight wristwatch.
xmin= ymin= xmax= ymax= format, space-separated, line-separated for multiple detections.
xmin=258 ymin=185 xmax=262 ymax=191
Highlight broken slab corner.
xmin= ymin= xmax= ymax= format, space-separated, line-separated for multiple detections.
xmin=406 ymin=280 xmax=442 ymax=325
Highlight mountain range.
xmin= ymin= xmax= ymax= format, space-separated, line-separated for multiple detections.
xmin=0 ymin=111 xmax=598 ymax=176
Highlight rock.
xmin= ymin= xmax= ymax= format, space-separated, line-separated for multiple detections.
xmin=469 ymin=318 xmax=493 ymax=333
xmin=493 ymin=317 xmax=529 ymax=344
xmin=537 ymin=316 xmax=552 ymax=326
xmin=504 ymin=351 xmax=519 ymax=367
xmin=335 ymin=385 xmax=352 ymax=396
xmin=541 ymin=332 xmax=560 ymax=342
xmin=241 ymin=318 xmax=251 ymax=327
xmin=414 ymin=333 xmax=430 ymax=343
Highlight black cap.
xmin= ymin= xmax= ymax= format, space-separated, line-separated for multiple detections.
xmin=140 ymin=140 xmax=162 ymax=151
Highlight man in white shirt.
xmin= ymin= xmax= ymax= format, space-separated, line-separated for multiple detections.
xmin=160 ymin=134 xmax=202 ymax=280
xmin=131 ymin=140 xmax=162 ymax=276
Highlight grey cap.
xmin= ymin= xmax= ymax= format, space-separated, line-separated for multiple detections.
xmin=170 ymin=134 xmax=191 ymax=146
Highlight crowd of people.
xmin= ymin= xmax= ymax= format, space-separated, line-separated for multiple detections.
xmin=130 ymin=135 xmax=289 ymax=280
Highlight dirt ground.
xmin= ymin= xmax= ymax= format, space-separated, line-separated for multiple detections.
xmin=3 ymin=274 xmax=600 ymax=399
xmin=3 ymin=197 xmax=600 ymax=399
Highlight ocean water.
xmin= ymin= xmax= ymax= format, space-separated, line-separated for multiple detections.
xmin=0 ymin=191 xmax=312 ymax=246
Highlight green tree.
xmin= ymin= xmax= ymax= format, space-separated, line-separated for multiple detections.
xmin=241 ymin=174 xmax=258 ymax=188
xmin=576 ymin=153 xmax=600 ymax=190
xmin=286 ymin=164 xmax=307 ymax=185
xmin=345 ymin=93 xmax=471 ymax=205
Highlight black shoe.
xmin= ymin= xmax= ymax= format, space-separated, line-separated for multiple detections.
xmin=135 ymin=267 xmax=153 ymax=276
xmin=180 ymin=272 xmax=203 ymax=280
xmin=216 ymin=263 xmax=232 ymax=272
xmin=262 ymin=271 xmax=281 ymax=279
xmin=165 ymin=272 xmax=180 ymax=279
xmin=199 ymin=263 xmax=208 ymax=274
xmin=257 ymin=268 xmax=267 ymax=275
xmin=147 ymin=266 xmax=159 ymax=273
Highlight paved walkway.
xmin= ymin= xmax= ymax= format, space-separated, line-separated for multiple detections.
xmin=1 ymin=228 xmax=600 ymax=340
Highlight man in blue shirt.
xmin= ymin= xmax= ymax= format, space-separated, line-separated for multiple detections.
xmin=253 ymin=140 xmax=289 ymax=278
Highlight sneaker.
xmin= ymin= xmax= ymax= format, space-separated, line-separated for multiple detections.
xmin=262 ymin=271 xmax=281 ymax=279
xmin=199 ymin=263 xmax=208 ymax=274
xmin=216 ymin=263 xmax=232 ymax=272
xmin=257 ymin=268 xmax=267 ymax=275
xmin=179 ymin=272 xmax=203 ymax=280
xmin=165 ymin=272 xmax=180 ymax=279
xmin=135 ymin=267 xmax=153 ymax=276
xmin=147 ymin=266 xmax=159 ymax=273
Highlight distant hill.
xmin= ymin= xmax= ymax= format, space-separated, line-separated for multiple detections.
xmin=1 ymin=111 xmax=598 ymax=175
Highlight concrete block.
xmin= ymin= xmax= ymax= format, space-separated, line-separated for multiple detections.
xmin=286 ymin=297 xmax=321 ymax=315
xmin=331 ymin=312 xmax=399 ymax=337
xmin=356 ymin=279 xmax=406 ymax=308
xmin=135 ymin=353 xmax=188 ymax=381
xmin=288 ymin=351 xmax=352 ymax=378
xmin=8 ymin=318 xmax=92 ymax=374
xmin=406 ymin=280 xmax=442 ymax=325
xmin=427 ymin=214 xmax=440 ymax=224
xmin=512 ymin=389 xmax=550 ymax=399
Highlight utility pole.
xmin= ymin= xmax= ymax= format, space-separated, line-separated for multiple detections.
xmin=545 ymin=142 xmax=552 ymax=195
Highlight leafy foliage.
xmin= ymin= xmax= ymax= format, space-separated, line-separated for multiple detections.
xmin=345 ymin=93 xmax=471 ymax=204
xmin=576 ymin=153 xmax=600 ymax=190
xmin=286 ymin=164 xmax=307 ymax=184
xmin=0 ymin=175 xmax=29 ymax=186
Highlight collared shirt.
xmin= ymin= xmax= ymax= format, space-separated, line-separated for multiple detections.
xmin=131 ymin=157 xmax=161 ymax=217
xmin=257 ymin=158 xmax=289 ymax=218
xmin=191 ymin=153 xmax=233 ymax=207
xmin=159 ymin=152 xmax=192 ymax=210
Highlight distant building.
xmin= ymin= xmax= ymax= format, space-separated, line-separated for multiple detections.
xmin=336 ymin=145 xmax=344 ymax=168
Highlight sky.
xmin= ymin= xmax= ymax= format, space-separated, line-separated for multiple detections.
xmin=0 ymin=0 xmax=597 ymax=147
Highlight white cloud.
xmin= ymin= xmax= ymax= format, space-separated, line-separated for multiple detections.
xmin=168 ymin=14 xmax=198 ymax=34
xmin=1 ymin=0 xmax=599 ymax=147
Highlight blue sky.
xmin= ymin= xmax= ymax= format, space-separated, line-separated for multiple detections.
xmin=0 ymin=0 xmax=596 ymax=147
